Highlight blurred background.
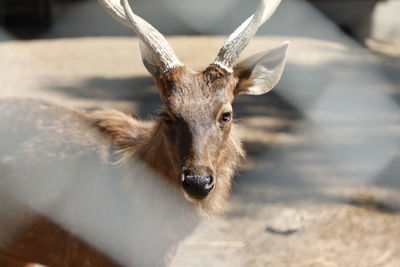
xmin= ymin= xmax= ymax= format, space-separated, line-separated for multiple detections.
xmin=0 ymin=0 xmax=399 ymax=266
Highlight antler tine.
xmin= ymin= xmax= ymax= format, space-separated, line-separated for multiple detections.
xmin=98 ymin=0 xmax=183 ymax=72
xmin=212 ymin=0 xmax=282 ymax=73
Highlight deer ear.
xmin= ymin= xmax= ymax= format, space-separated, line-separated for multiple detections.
xmin=233 ymin=41 xmax=289 ymax=96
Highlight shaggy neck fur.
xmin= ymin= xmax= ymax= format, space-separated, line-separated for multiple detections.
xmin=87 ymin=109 xmax=245 ymax=214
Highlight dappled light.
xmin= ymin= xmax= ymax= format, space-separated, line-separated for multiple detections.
xmin=0 ymin=0 xmax=399 ymax=266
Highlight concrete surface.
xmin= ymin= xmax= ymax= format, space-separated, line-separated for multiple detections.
xmin=0 ymin=0 xmax=399 ymax=266
xmin=373 ymin=0 xmax=400 ymax=44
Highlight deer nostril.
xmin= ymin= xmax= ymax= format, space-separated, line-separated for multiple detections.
xmin=204 ymin=175 xmax=215 ymax=189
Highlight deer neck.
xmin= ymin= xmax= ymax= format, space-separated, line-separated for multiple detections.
xmin=136 ymin=121 xmax=180 ymax=187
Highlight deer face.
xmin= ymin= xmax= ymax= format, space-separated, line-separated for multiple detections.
xmin=156 ymin=41 xmax=288 ymax=200
xmin=157 ymin=67 xmax=235 ymax=200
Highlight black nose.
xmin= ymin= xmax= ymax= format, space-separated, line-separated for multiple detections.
xmin=182 ymin=173 xmax=215 ymax=199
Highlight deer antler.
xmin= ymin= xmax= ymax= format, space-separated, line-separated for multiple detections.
xmin=212 ymin=0 xmax=282 ymax=73
xmin=98 ymin=0 xmax=183 ymax=73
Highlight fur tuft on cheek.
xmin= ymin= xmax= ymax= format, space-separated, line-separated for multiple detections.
xmin=196 ymin=126 xmax=245 ymax=214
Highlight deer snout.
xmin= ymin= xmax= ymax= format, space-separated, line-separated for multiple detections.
xmin=181 ymin=168 xmax=215 ymax=200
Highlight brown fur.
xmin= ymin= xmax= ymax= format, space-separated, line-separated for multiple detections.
xmin=0 ymin=65 xmax=248 ymax=266
xmin=85 ymin=65 xmax=245 ymax=212
xmin=0 ymin=213 xmax=117 ymax=267
xmin=0 ymin=64 xmax=246 ymax=266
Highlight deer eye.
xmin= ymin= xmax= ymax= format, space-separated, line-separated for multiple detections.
xmin=220 ymin=112 xmax=232 ymax=124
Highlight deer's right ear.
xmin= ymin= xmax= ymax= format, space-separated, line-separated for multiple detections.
xmin=233 ymin=41 xmax=289 ymax=96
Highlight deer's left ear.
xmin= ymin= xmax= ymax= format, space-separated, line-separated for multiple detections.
xmin=233 ymin=41 xmax=289 ymax=96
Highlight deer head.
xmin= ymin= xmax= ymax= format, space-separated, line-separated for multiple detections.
xmin=98 ymin=0 xmax=289 ymax=204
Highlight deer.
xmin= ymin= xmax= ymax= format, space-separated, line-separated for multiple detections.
xmin=0 ymin=0 xmax=289 ymax=266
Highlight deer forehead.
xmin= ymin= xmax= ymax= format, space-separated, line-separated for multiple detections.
xmin=164 ymin=74 xmax=233 ymax=119
xmin=163 ymin=67 xmax=234 ymax=100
